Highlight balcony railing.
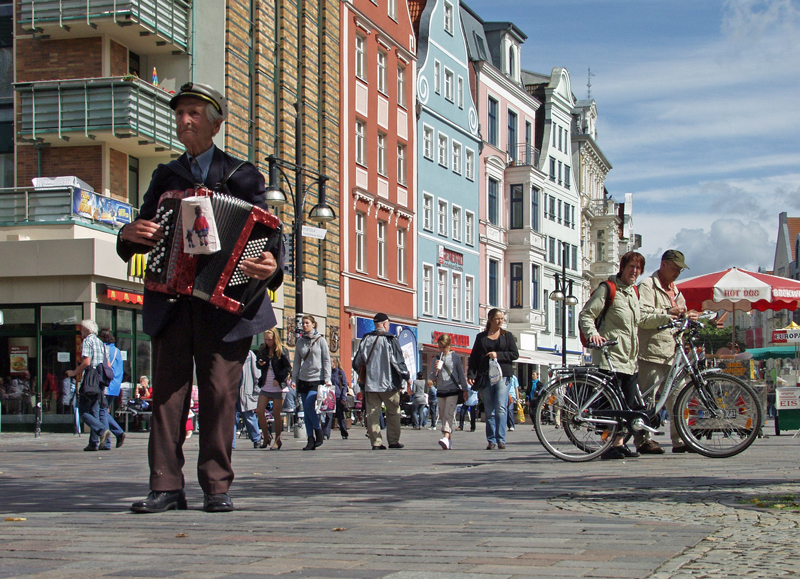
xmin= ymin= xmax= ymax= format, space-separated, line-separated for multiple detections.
xmin=18 ymin=0 xmax=191 ymax=52
xmin=507 ymin=143 xmax=540 ymax=168
xmin=14 ymin=77 xmax=184 ymax=156
xmin=0 ymin=186 xmax=135 ymax=228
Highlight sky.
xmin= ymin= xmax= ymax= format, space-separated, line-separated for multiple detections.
xmin=460 ymin=0 xmax=800 ymax=278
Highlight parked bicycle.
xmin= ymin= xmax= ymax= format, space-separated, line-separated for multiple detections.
xmin=534 ymin=317 xmax=762 ymax=462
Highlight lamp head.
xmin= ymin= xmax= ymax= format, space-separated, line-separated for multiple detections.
xmin=308 ymin=177 xmax=336 ymax=223
xmin=264 ymin=155 xmax=288 ymax=208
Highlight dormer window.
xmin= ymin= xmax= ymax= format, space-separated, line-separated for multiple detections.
xmin=508 ymin=46 xmax=515 ymax=80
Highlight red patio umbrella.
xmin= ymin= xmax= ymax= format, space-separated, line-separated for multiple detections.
xmin=677 ymin=267 xmax=800 ymax=312
xmin=677 ymin=267 xmax=800 ymax=349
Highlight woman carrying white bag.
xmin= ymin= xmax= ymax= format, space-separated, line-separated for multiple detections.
xmin=467 ymin=308 xmax=519 ymax=450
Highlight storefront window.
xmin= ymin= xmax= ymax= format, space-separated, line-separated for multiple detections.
xmin=1 ymin=307 xmax=35 ymax=331
xmin=118 ymin=309 xmax=133 ymax=334
xmin=41 ymin=305 xmax=82 ymax=329
xmin=96 ymin=307 xmax=113 ymax=332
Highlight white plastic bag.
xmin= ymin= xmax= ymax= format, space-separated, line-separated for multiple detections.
xmin=315 ymin=383 xmax=336 ymax=413
xmin=489 ymin=358 xmax=503 ymax=385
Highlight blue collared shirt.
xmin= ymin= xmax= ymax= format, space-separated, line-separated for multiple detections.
xmin=187 ymin=145 xmax=216 ymax=184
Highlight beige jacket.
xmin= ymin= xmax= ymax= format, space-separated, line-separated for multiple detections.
xmin=579 ymin=275 xmax=671 ymax=374
xmin=638 ymin=273 xmax=687 ymax=364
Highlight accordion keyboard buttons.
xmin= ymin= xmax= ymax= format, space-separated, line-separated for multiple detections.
xmin=230 ymin=238 xmax=269 ymax=286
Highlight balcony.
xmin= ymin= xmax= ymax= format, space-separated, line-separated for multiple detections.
xmin=14 ymin=77 xmax=184 ymax=157
xmin=0 ymin=186 xmax=134 ymax=229
xmin=18 ymin=0 xmax=191 ymax=54
xmin=507 ymin=143 xmax=540 ymax=168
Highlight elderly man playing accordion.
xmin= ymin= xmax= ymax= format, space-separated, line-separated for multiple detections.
xmin=118 ymin=82 xmax=283 ymax=513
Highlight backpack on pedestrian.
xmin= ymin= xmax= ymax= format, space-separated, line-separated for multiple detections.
xmin=579 ymin=280 xmax=639 ymax=347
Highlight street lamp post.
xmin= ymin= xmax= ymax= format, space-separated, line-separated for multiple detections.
xmin=549 ymin=243 xmax=579 ymax=366
xmin=264 ymin=104 xmax=336 ymax=341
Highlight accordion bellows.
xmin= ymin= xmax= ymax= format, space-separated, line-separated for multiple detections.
xmin=145 ymin=187 xmax=282 ymax=315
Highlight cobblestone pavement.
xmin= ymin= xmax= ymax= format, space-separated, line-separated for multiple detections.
xmin=0 ymin=422 xmax=798 ymax=579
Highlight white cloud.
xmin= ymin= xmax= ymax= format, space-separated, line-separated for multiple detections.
xmin=639 ymin=217 xmax=775 ymax=277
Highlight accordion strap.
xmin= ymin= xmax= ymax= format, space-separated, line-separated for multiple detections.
xmin=217 ymin=161 xmax=246 ymax=193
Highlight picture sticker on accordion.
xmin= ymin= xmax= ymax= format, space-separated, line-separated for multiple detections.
xmin=181 ymin=195 xmax=220 ymax=254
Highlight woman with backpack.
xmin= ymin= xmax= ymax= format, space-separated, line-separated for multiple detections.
xmin=292 ymin=315 xmax=332 ymax=451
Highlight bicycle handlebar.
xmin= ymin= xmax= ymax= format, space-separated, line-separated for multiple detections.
xmin=587 ymin=339 xmax=618 ymax=350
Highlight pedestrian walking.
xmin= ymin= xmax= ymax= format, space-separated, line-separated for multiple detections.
xmin=322 ymin=357 xmax=350 ymax=440
xmin=233 ymin=349 xmax=262 ymax=449
xmin=467 ymin=308 xmax=519 ymax=450
xmin=410 ymin=372 xmax=428 ymax=429
xmin=292 ymin=314 xmax=332 ymax=451
xmin=98 ymin=329 xmax=126 ymax=449
xmin=458 ymin=386 xmax=478 ymax=431
xmin=256 ymin=328 xmax=291 ymax=450
xmin=352 ymin=313 xmax=411 ymax=450
xmin=429 ymin=333 xmax=467 ymax=450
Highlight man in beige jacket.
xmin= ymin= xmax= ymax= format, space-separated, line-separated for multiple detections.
xmin=636 ymin=249 xmax=697 ymax=454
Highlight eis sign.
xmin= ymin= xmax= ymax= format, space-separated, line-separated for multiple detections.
xmin=438 ymin=246 xmax=463 ymax=270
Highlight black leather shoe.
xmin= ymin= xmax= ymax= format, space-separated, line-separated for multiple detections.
xmin=116 ymin=432 xmax=126 ymax=448
xmin=203 ymin=493 xmax=234 ymax=513
xmin=83 ymin=444 xmax=98 ymax=452
xmin=372 ymin=445 xmax=387 ymax=450
xmin=130 ymin=490 xmax=187 ymax=513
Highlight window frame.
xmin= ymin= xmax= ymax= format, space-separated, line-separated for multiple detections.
xmin=487 ymin=96 xmax=498 ymax=146
xmin=355 ymin=35 xmax=366 ymax=81
xmin=452 ymin=204 xmax=462 ymax=242
xmin=451 ymin=271 xmax=462 ymax=321
xmin=377 ymin=132 xmax=387 ymax=176
xmin=437 ymin=268 xmax=448 ymax=318
xmin=377 ymin=50 xmax=387 ymax=94
xmin=423 ymin=264 xmax=434 ymax=316
xmin=451 ymin=140 xmax=462 ymax=175
xmin=465 ymin=210 xmax=475 ymax=246
xmin=510 ymin=183 xmax=523 ymax=229
xmin=465 ymin=149 xmax=475 ymax=181
xmin=437 ymin=133 xmax=449 ymax=167
xmin=423 ymin=193 xmax=434 ymax=232
xmin=465 ymin=275 xmax=475 ymax=322
xmin=510 ymin=262 xmax=523 ymax=308
xmin=423 ymin=125 xmax=434 ymax=160
xmin=355 ymin=211 xmax=367 ymax=272
xmin=397 ymin=228 xmax=407 ymax=283
xmin=377 ymin=220 xmax=387 ymax=278
xmin=437 ymin=199 xmax=448 ymax=237
xmin=355 ymin=120 xmax=366 ymax=166
xmin=488 ymin=177 xmax=499 ymax=226
xmin=397 ymin=143 xmax=407 ymax=185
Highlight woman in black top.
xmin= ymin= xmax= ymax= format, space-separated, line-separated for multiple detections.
xmin=255 ymin=328 xmax=292 ymax=449
xmin=468 ymin=308 xmax=519 ymax=450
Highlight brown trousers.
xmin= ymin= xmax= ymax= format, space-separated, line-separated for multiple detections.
xmin=148 ymin=299 xmax=251 ymax=495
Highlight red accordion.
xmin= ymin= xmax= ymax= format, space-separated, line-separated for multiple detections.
xmin=144 ymin=187 xmax=282 ymax=315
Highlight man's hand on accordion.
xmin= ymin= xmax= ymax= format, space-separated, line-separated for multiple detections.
xmin=120 ymin=219 xmax=164 ymax=247
xmin=239 ymin=251 xmax=278 ymax=281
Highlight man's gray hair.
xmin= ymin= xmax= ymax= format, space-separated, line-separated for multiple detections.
xmin=206 ymin=103 xmax=222 ymax=123
xmin=80 ymin=319 xmax=98 ymax=335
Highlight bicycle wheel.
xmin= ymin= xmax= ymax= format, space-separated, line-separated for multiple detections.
xmin=534 ymin=376 xmax=622 ymax=462
xmin=674 ymin=373 xmax=762 ymax=458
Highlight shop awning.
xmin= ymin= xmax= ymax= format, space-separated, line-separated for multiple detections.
xmin=106 ymin=288 xmax=143 ymax=305
xmin=516 ymin=349 xmax=565 ymax=366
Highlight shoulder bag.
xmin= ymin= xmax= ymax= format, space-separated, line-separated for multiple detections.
xmin=357 ymin=335 xmax=380 ymax=386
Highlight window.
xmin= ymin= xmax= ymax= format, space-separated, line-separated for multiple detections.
xmin=438 ymin=269 xmax=448 ymax=317
xmin=452 ymin=141 xmax=462 ymax=174
xmin=444 ymin=69 xmax=454 ymax=102
xmin=423 ymin=194 xmax=434 ymax=231
xmin=377 ymin=133 xmax=387 ymax=176
xmin=397 ymin=144 xmax=407 ymax=185
xmin=525 ymin=121 xmax=532 ymax=165
xmin=510 ymin=184 xmax=523 ymax=229
xmin=452 ymin=272 xmax=461 ymax=320
xmin=532 ymin=187 xmax=540 ymax=232
xmin=508 ymin=46 xmax=515 ymax=78
xmin=452 ymin=205 xmax=462 ymax=242
xmin=444 ymin=1 xmax=454 ymax=34
xmin=487 ymin=97 xmax=498 ymax=146
xmin=434 ymin=60 xmax=441 ymax=94
xmin=564 ymin=203 xmax=570 ymax=228
xmin=564 ymin=165 xmax=571 ymax=189
xmin=377 ymin=50 xmax=387 ymax=94
xmin=377 ymin=221 xmax=387 ymax=278
xmin=397 ymin=65 xmax=406 ymax=107
xmin=552 ymin=122 xmax=557 ymax=147
xmin=355 ymin=212 xmax=366 ymax=272
xmin=549 ymin=156 xmax=556 ymax=181
xmin=423 ymin=265 xmax=433 ymax=315
xmin=571 ymin=205 xmax=576 ymax=229
xmin=355 ymin=120 xmax=366 ymax=165
xmin=465 ymin=211 xmax=475 ymax=246
xmin=532 ymin=264 xmax=540 ymax=310
xmin=458 ymin=77 xmax=464 ymax=108
xmin=423 ymin=125 xmax=434 ymax=160
xmin=128 ymin=156 xmax=140 ymax=208
xmin=355 ymin=35 xmax=366 ymax=80
xmin=465 ymin=276 xmax=474 ymax=322
xmin=388 ymin=0 xmax=397 ymax=20
xmin=489 ymin=259 xmax=499 ymax=307
xmin=568 ymin=305 xmax=576 ymax=337
xmin=438 ymin=133 xmax=448 ymax=167
xmin=555 ymin=299 xmax=563 ymax=337
xmin=548 ymin=237 xmax=556 ymax=264
xmin=397 ymin=229 xmax=406 ymax=283
xmin=465 ymin=149 xmax=475 ymax=180
xmin=597 ymin=230 xmax=605 ymax=262
xmin=558 ymin=199 xmax=562 ymax=224
xmin=558 ymin=161 xmax=562 ymax=185
xmin=510 ymin=263 xmax=523 ymax=308
xmin=507 ymin=110 xmax=517 ymax=161
xmin=438 ymin=199 xmax=448 ymax=236
xmin=549 ymin=195 xmax=556 ymax=221
xmin=572 ymin=245 xmax=578 ymax=272
xmin=544 ymin=290 xmax=549 ymax=332
xmin=488 ymin=177 xmax=499 ymax=226
xmin=558 ymin=125 xmax=563 ymax=151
